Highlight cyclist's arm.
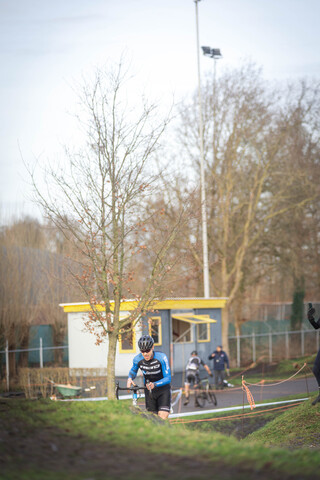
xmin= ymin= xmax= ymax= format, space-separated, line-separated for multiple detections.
xmin=307 ymin=304 xmax=320 ymax=330
xmin=308 ymin=316 xmax=320 ymax=330
xmin=127 ymin=377 xmax=135 ymax=388
xmin=128 ymin=356 xmax=140 ymax=381
xmin=200 ymin=358 xmax=211 ymax=375
xmin=154 ymin=353 xmax=171 ymax=388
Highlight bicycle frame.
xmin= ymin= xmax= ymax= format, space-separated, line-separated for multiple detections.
xmin=196 ymin=377 xmax=217 ymax=407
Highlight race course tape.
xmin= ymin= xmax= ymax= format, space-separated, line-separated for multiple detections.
xmin=169 ymin=397 xmax=310 ymax=419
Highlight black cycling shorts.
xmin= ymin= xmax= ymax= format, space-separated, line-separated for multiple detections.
xmin=185 ymin=370 xmax=200 ymax=386
xmin=145 ymin=386 xmax=171 ymax=413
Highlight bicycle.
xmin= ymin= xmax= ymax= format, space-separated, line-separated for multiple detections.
xmin=195 ymin=377 xmax=217 ymax=408
xmin=115 ymin=381 xmax=146 ymax=406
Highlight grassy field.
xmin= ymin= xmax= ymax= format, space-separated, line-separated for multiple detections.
xmin=229 ymin=354 xmax=316 ymax=386
xmin=1 ymin=394 xmax=320 ymax=480
xmin=175 ymin=392 xmax=315 ymax=438
xmin=248 ymin=393 xmax=320 ymax=448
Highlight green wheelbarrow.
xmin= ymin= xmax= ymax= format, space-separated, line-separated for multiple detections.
xmin=46 ymin=378 xmax=96 ymax=399
xmin=54 ymin=383 xmax=82 ymax=398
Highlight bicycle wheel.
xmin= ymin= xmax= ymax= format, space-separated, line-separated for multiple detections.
xmin=206 ymin=382 xmax=217 ymax=405
xmin=207 ymin=389 xmax=217 ymax=406
xmin=195 ymin=389 xmax=206 ymax=408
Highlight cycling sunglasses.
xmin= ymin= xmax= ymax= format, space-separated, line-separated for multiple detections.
xmin=140 ymin=348 xmax=152 ymax=353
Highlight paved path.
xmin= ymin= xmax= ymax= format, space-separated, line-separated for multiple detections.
xmin=171 ymin=376 xmax=318 ymax=414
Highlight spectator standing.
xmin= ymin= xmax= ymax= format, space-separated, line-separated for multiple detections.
xmin=208 ymin=345 xmax=230 ymax=389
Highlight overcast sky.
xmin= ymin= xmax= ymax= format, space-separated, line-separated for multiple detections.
xmin=1 ymin=0 xmax=320 ymax=219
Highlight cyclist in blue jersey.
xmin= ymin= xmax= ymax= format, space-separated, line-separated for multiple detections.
xmin=127 ymin=335 xmax=171 ymax=419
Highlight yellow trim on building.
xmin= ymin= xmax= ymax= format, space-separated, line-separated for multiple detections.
xmin=171 ymin=314 xmax=217 ymax=324
xmin=60 ymin=297 xmax=228 ymax=313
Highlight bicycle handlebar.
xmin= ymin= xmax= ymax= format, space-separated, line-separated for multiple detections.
xmin=115 ymin=381 xmax=145 ymax=400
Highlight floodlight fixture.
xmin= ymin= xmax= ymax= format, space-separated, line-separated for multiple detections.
xmin=201 ymin=46 xmax=222 ymax=59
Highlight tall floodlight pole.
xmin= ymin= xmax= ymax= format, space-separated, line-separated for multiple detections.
xmin=194 ymin=0 xmax=210 ymax=298
xmin=201 ymin=46 xmax=222 ymax=208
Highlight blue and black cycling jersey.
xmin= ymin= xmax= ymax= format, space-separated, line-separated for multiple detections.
xmin=128 ymin=351 xmax=171 ymax=390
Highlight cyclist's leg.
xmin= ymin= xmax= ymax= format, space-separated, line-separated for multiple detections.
xmin=312 ymin=348 xmax=320 ymax=405
xmin=184 ymin=372 xmax=194 ymax=405
xmin=312 ymin=348 xmax=320 ymax=386
xmin=156 ymin=388 xmax=171 ymax=419
xmin=144 ymin=388 xmax=158 ymax=413
xmin=184 ymin=376 xmax=190 ymax=405
xmin=194 ymin=373 xmax=201 ymax=407
xmin=158 ymin=410 xmax=169 ymax=420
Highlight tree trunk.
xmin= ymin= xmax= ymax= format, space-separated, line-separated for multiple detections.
xmin=106 ymin=331 xmax=118 ymax=400
xmin=54 ymin=348 xmax=63 ymax=365
xmin=18 ymin=330 xmax=30 ymax=368
xmin=221 ymin=306 xmax=230 ymax=356
xmin=290 ymin=276 xmax=305 ymax=330
xmin=9 ymin=348 xmax=16 ymax=380
xmin=234 ymin=319 xmax=241 ymax=338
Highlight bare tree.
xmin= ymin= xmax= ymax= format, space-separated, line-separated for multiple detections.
xmin=261 ymin=80 xmax=320 ymax=327
xmin=30 ymin=62 xmax=189 ymax=397
xmin=175 ymin=63 xmax=318 ymax=351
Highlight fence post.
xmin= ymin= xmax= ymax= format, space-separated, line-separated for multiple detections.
xmin=237 ymin=335 xmax=240 ymax=368
xmin=285 ymin=330 xmax=289 ymax=359
xmin=39 ymin=337 xmax=43 ymax=368
xmin=317 ymin=330 xmax=319 ymax=352
xmin=5 ymin=340 xmax=9 ymax=391
xmin=269 ymin=332 xmax=272 ymax=363
xmin=301 ymin=328 xmax=305 ymax=357
xmin=252 ymin=332 xmax=256 ymax=363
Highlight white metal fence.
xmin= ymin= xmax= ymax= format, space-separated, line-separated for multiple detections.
xmin=1 ymin=329 xmax=319 ymax=390
xmin=229 ymin=329 xmax=320 ymax=368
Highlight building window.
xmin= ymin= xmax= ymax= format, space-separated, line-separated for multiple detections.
xmin=172 ymin=318 xmax=192 ymax=343
xmin=197 ymin=322 xmax=210 ymax=342
xmin=148 ymin=316 xmax=162 ymax=346
xmin=119 ymin=324 xmax=136 ymax=353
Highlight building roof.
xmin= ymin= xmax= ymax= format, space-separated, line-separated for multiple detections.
xmin=60 ymin=297 xmax=228 ymax=312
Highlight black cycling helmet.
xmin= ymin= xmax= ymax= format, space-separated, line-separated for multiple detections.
xmin=138 ymin=335 xmax=154 ymax=352
xmin=191 ymin=350 xmax=198 ymax=355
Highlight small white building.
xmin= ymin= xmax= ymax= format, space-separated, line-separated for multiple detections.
xmin=60 ymin=297 xmax=227 ymax=376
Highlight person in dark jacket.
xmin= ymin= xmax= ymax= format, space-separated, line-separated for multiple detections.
xmin=208 ymin=345 xmax=230 ymax=389
xmin=307 ymin=303 xmax=320 ymax=405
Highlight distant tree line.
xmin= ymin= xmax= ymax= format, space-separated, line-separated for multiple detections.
xmin=0 ymin=217 xmax=83 ymax=378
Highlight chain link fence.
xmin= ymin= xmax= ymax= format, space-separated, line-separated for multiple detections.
xmin=229 ymin=328 xmax=320 ymax=367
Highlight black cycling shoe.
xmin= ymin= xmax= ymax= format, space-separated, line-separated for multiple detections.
xmin=312 ymin=393 xmax=320 ymax=405
xmin=183 ymin=399 xmax=189 ymax=406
